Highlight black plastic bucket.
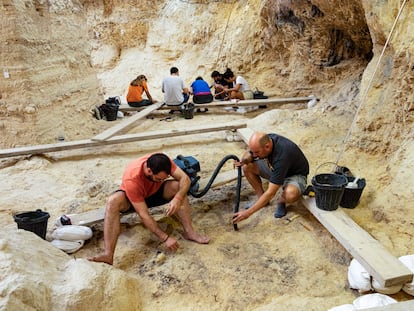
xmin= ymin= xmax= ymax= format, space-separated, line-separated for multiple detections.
xmin=13 ymin=209 xmax=50 ymax=239
xmin=311 ymin=173 xmax=347 ymax=211
xmin=182 ymin=103 xmax=195 ymax=119
xmin=340 ymin=176 xmax=366 ymax=209
xmin=103 ymin=103 xmax=119 ymax=121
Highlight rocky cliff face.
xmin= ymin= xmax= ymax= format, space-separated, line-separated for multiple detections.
xmin=1 ymin=0 xmax=376 ymax=147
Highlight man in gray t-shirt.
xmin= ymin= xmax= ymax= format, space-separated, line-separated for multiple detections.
xmin=233 ymin=131 xmax=309 ymax=223
xmin=162 ymin=67 xmax=189 ymax=107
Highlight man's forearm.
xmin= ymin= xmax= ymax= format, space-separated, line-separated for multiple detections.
xmin=136 ymin=206 xmax=167 ymax=241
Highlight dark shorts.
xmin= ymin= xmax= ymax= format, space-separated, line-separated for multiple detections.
xmin=117 ymin=182 xmax=169 ymax=213
xmin=193 ymin=94 xmax=213 ymax=104
xmin=128 ymin=99 xmax=152 ymax=107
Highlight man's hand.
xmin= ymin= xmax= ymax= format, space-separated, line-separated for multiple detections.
xmin=165 ymin=197 xmax=182 ymax=216
xmin=232 ymin=210 xmax=250 ymax=224
xmin=164 ymin=236 xmax=179 ymax=252
xmin=234 ymin=151 xmax=253 ymax=167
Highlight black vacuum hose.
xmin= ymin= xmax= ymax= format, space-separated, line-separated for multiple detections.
xmin=189 ymin=154 xmax=242 ymax=231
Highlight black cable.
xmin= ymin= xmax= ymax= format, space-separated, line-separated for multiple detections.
xmin=189 ymin=154 xmax=242 ymax=231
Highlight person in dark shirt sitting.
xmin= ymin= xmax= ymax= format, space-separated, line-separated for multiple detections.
xmin=232 ymin=131 xmax=309 ymax=223
xmin=210 ymin=70 xmax=232 ymax=100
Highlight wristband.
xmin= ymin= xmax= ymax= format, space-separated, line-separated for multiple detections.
xmin=174 ymin=194 xmax=183 ymax=201
xmin=161 ymin=234 xmax=169 ymax=243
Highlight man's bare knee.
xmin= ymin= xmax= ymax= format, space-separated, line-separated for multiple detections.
xmin=284 ymin=185 xmax=301 ymax=203
xmin=106 ymin=192 xmax=128 ymax=214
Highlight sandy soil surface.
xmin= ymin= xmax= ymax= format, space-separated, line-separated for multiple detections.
xmin=1 ymin=103 xmax=413 ymax=310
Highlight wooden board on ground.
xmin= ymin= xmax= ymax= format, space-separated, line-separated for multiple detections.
xmin=0 ymin=120 xmax=246 ymax=159
xmin=92 ymin=102 xmax=165 ymax=141
xmin=302 ymin=197 xmax=413 ymax=287
xmin=60 ymin=169 xmax=242 ymax=227
xmin=236 ymin=127 xmax=254 ymax=144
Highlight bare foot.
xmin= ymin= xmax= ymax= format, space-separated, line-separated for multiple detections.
xmin=183 ymin=231 xmax=210 ymax=244
xmin=87 ymin=253 xmax=113 ymax=265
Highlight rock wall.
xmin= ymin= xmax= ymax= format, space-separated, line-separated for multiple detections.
xmin=354 ymin=0 xmax=414 ymax=158
xmin=0 ymin=0 xmax=102 ymax=146
xmin=0 ymin=229 xmax=143 ymax=311
xmin=0 ymin=0 xmax=375 ymax=148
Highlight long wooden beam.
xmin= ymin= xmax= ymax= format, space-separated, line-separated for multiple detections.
xmin=118 ymin=96 xmax=316 ymax=112
xmin=92 ymin=101 xmax=165 ymax=141
xmin=0 ymin=121 xmax=247 ymax=159
xmin=193 ymin=96 xmax=315 ymax=107
xmin=302 ymin=197 xmax=413 ymax=287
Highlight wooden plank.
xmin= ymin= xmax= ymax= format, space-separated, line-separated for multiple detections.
xmin=62 ymin=208 xmax=166 ymax=227
xmin=199 ymin=169 xmax=243 ymax=189
xmin=193 ymin=96 xmax=315 ymax=107
xmin=119 ymin=104 xmax=145 ymax=112
xmin=302 ymin=197 xmax=413 ymax=287
xmin=62 ymin=169 xmax=241 ymax=226
xmin=237 ymin=128 xmax=254 ymax=144
xmin=119 ymin=104 xmax=171 ymax=112
xmin=105 ymin=120 xmax=247 ymax=144
xmin=119 ymin=96 xmax=316 ymax=111
xmin=0 ymin=121 xmax=247 ymax=158
xmin=91 ymin=102 xmax=165 ymax=141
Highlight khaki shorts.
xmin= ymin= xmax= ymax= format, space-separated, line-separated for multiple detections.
xmin=242 ymin=90 xmax=254 ymax=100
xmin=257 ymin=159 xmax=307 ymax=194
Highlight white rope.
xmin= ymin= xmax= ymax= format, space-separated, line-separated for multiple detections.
xmin=335 ymin=0 xmax=408 ymax=165
xmin=214 ymin=0 xmax=237 ymax=67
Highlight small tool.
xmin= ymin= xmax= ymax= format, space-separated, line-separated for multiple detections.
xmin=160 ymin=116 xmax=173 ymax=122
xmin=299 ymin=221 xmax=312 ymax=231
xmin=284 ymin=214 xmax=301 ymax=225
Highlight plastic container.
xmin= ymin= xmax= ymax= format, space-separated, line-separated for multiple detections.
xmin=103 ymin=102 xmax=119 ymax=121
xmin=340 ymin=176 xmax=366 ymax=208
xmin=311 ymin=171 xmax=348 ymax=211
xmin=14 ymin=209 xmax=50 ymax=239
xmin=181 ymin=103 xmax=195 ymax=119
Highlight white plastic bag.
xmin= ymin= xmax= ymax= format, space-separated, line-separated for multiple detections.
xmin=399 ymin=254 xmax=414 ymax=295
xmin=348 ymin=258 xmax=372 ymax=293
xmin=51 ymin=239 xmax=84 ymax=254
xmin=327 ymin=304 xmax=355 ymax=311
xmin=353 ymin=293 xmax=397 ymax=309
xmin=52 ymin=225 xmax=93 ymax=241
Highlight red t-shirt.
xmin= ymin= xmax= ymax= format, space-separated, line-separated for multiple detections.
xmin=120 ymin=154 xmax=177 ymax=203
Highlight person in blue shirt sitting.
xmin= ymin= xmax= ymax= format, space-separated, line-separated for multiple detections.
xmin=190 ymin=76 xmax=213 ymax=112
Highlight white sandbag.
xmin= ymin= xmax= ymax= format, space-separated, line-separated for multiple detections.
xmin=371 ymin=278 xmax=402 ymax=295
xmin=353 ymin=293 xmax=397 ymax=309
xmin=399 ymin=254 xmax=414 ymax=295
xmin=52 ymin=225 xmax=93 ymax=241
xmin=348 ymin=258 xmax=372 ymax=293
xmin=51 ymin=239 xmax=84 ymax=254
xmin=327 ymin=304 xmax=355 ymax=311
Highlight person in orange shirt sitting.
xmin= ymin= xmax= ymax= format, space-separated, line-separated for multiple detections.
xmin=126 ymin=75 xmax=156 ymax=107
